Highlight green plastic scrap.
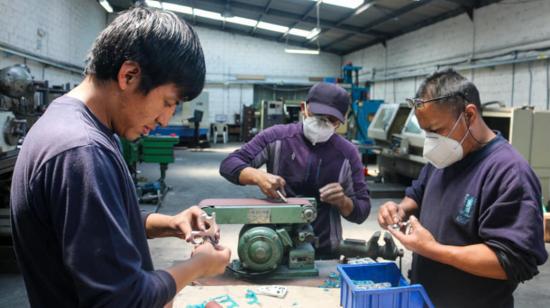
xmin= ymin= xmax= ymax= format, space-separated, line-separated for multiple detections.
xmin=211 ymin=295 xmax=240 ymax=308
xmin=319 ymin=271 xmax=341 ymax=288
xmin=245 ymin=289 xmax=260 ymax=305
xmin=186 ymin=294 xmax=240 ymax=308
xmin=352 ymin=280 xmax=392 ymax=290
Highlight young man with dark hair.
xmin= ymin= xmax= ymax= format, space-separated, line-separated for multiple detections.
xmin=378 ymin=69 xmax=547 ymax=308
xmin=219 ymin=82 xmax=371 ymax=259
xmin=10 ymin=7 xmax=230 ymax=307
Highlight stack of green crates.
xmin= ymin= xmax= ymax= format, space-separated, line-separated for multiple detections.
xmin=140 ymin=136 xmax=179 ymax=164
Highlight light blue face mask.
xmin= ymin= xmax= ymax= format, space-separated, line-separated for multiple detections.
xmin=423 ymin=113 xmax=470 ymax=169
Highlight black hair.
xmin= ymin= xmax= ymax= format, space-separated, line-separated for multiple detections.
xmin=84 ymin=6 xmax=205 ymax=102
xmin=416 ymin=68 xmax=481 ymax=117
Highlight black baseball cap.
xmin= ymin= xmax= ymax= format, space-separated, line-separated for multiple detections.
xmin=306 ymin=82 xmax=350 ymax=123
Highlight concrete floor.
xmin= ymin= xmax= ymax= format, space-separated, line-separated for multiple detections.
xmin=1 ymin=142 xmax=549 ymax=307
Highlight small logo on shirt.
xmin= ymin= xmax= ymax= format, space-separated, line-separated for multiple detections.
xmin=456 ymin=194 xmax=476 ymax=225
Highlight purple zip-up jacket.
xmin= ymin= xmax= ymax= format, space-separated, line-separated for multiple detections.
xmin=220 ymin=122 xmax=371 ymax=255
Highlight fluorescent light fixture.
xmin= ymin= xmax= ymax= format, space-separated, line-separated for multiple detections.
xmin=311 ymin=0 xmax=364 ymax=9
xmin=284 ymin=48 xmax=320 ymax=55
xmin=257 ymin=22 xmax=289 ymax=33
xmin=162 ymin=2 xmax=192 ymax=14
xmin=306 ymin=27 xmax=321 ymax=40
xmin=98 ymin=0 xmax=113 ymax=13
xmin=355 ymin=3 xmax=374 ymax=15
xmin=288 ymin=28 xmax=311 ymax=38
xmin=194 ymin=9 xmax=225 ymax=21
xmin=226 ymin=16 xmax=258 ymax=27
xmin=146 ymin=2 xmax=321 ymax=39
xmin=145 ymin=0 xmax=162 ymax=9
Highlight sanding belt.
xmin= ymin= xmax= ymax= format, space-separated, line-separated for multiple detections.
xmin=198 ymin=198 xmax=312 ymax=208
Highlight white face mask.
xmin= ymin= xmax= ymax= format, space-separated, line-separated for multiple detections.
xmin=303 ymin=116 xmax=335 ymax=145
xmin=423 ymin=113 xmax=469 ymax=169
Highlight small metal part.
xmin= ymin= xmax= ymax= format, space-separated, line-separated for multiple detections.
xmin=256 ymin=285 xmax=288 ymax=298
xmin=190 ymin=212 xmax=218 ymax=245
xmin=276 ymin=189 xmax=287 ymax=203
xmin=390 ymin=220 xmax=411 ymax=233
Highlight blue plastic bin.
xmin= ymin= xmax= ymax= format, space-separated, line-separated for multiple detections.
xmin=338 ymin=262 xmax=434 ymax=308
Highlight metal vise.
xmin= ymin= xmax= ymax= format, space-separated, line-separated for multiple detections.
xmin=336 ymin=230 xmax=404 ymax=261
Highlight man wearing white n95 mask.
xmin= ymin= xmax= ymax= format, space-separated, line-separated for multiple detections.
xmin=377 ymin=69 xmax=547 ymax=308
xmin=220 ymin=82 xmax=371 ymax=259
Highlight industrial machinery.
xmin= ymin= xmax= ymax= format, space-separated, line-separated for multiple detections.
xmin=368 ymin=103 xmax=424 ymax=183
xmin=341 ymin=63 xmax=383 ymax=151
xmin=481 ymin=105 xmax=550 ymax=206
xmin=200 ymin=197 xmax=319 ymax=278
xmin=198 ymin=198 xmax=403 ymax=279
xmin=282 ymin=99 xmax=302 ymax=124
xmin=259 ymin=100 xmax=285 ymax=130
xmin=0 ymin=64 xmax=69 ymax=272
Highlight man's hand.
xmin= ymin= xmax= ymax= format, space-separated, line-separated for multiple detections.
xmin=191 ymin=241 xmax=231 ymax=277
xmin=145 ymin=206 xmax=216 ymax=241
xmin=166 ymin=241 xmax=231 ymax=292
xmin=319 ymin=182 xmax=353 ymax=216
xmin=168 ymin=206 xmax=217 ymax=242
xmin=319 ymin=183 xmax=346 ymax=207
xmin=239 ymin=167 xmax=287 ymax=199
xmin=378 ymin=201 xmax=406 ymax=229
xmin=387 ymin=215 xmax=437 ymax=256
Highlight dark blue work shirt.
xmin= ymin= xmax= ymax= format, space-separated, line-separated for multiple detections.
xmin=405 ymin=134 xmax=548 ymax=308
xmin=10 ymin=96 xmax=176 ymax=307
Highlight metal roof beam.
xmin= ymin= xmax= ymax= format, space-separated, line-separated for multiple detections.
xmin=249 ymin=0 xmax=273 ymax=35
xmin=199 ymin=0 xmax=387 ymax=38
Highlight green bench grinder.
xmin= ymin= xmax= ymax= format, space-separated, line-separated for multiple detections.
xmin=198 ymin=198 xmax=319 ymax=279
xmin=198 ymin=197 xmax=404 ymax=279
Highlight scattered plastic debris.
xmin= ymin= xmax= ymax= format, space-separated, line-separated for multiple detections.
xmin=319 ymin=272 xmax=340 ymax=288
xmin=347 ymin=257 xmax=375 ymax=264
xmin=245 ymin=289 xmax=261 ymax=305
xmin=186 ymin=294 xmax=240 ymax=308
xmin=352 ymin=280 xmax=392 ymax=290
xmin=211 ymin=295 xmax=239 ymax=308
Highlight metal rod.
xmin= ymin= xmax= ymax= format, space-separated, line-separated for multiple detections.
xmin=511 ymin=62 xmax=516 ymax=107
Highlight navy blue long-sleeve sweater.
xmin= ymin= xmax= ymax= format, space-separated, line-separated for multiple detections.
xmin=10 ymin=96 xmax=176 ymax=307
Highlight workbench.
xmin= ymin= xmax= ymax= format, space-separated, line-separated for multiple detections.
xmin=173 ymin=285 xmax=339 ymax=308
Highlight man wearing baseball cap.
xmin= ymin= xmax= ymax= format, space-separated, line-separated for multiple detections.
xmin=220 ymin=82 xmax=371 ymax=258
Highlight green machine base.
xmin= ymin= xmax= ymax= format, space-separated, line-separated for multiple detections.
xmin=228 ymin=260 xmax=319 ymax=279
xmin=200 ymin=198 xmax=319 ymax=279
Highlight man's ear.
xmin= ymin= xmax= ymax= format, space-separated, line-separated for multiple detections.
xmin=464 ymin=103 xmax=478 ymax=125
xmin=301 ymin=101 xmax=308 ymax=117
xmin=117 ymin=60 xmax=141 ymax=91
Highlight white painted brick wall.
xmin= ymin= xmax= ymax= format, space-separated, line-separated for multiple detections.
xmin=0 ymin=0 xmax=106 ymax=86
xmin=194 ymin=27 xmax=341 ymax=82
xmin=344 ymin=2 xmax=550 ymax=110
xmin=194 ymin=26 xmax=341 ymax=123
